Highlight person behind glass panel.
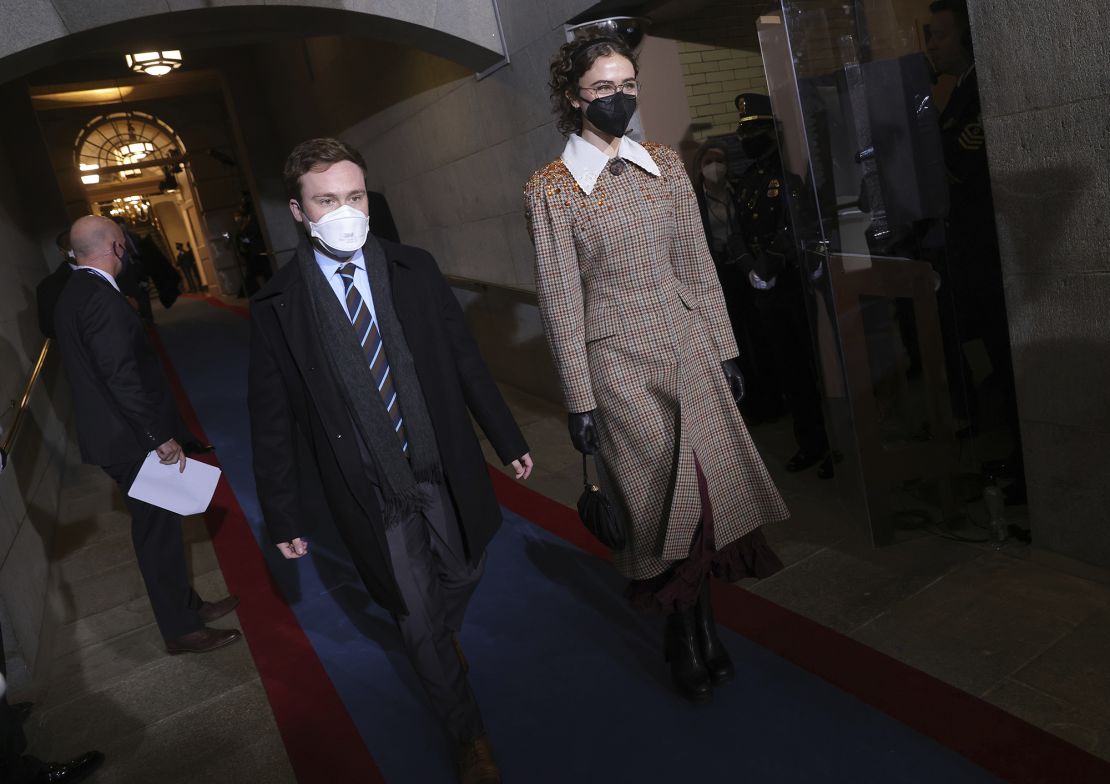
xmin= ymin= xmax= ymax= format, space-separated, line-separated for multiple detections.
xmin=929 ymin=0 xmax=1025 ymax=503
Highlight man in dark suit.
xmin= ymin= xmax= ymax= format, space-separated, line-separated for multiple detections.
xmin=175 ymin=242 xmax=200 ymax=293
xmin=34 ymin=231 xmax=76 ymax=339
xmin=55 ymin=215 xmax=242 ymax=655
xmin=134 ymin=232 xmax=181 ymax=310
xmin=249 ymin=139 xmax=533 ymax=784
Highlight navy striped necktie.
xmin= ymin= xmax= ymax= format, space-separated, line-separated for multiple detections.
xmin=336 ymin=262 xmax=407 ymax=454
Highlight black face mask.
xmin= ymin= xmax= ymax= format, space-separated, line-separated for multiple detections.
xmin=113 ymin=240 xmax=133 ymax=267
xmin=740 ymin=130 xmax=776 ymax=160
xmin=585 ymin=92 xmax=637 ymax=138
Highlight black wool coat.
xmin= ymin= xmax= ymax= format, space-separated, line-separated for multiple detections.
xmin=248 ymin=238 xmax=528 ymax=615
xmin=36 ymin=261 xmax=72 ymax=339
xmin=54 ymin=269 xmax=183 ymax=466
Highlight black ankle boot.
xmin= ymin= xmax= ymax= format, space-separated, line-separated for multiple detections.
xmin=695 ymin=581 xmax=735 ymax=686
xmin=664 ymin=606 xmax=713 ymax=703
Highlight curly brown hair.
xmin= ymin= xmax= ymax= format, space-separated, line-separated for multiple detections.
xmin=283 ymin=137 xmax=368 ymax=200
xmin=548 ymin=36 xmax=639 ymax=137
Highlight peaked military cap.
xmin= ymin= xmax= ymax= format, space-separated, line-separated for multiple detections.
xmin=735 ymin=93 xmax=774 ymax=125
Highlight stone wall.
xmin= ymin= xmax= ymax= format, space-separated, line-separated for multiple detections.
xmin=0 ymin=85 xmax=72 ymax=682
xmin=970 ymin=0 xmax=1110 ymax=568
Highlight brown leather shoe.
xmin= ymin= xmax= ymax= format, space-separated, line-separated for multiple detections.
xmin=197 ymin=595 xmax=240 ymax=623
xmin=456 ymin=735 xmax=500 ymax=784
xmin=452 ymin=634 xmax=469 ymax=673
xmin=166 ymin=627 xmax=242 ymax=655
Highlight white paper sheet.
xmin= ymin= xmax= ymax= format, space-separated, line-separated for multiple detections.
xmin=127 ymin=450 xmax=221 ymax=515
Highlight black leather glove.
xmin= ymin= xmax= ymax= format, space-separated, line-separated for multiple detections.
xmin=721 ymin=359 xmax=745 ymax=406
xmin=567 ymin=411 xmax=599 ymax=455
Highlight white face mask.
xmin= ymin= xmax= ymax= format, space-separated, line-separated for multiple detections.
xmin=306 ymin=204 xmax=369 ymax=253
xmin=702 ymin=162 xmax=727 ymax=185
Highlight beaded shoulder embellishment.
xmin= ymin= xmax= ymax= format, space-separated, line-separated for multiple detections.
xmin=525 ymin=158 xmax=582 ymax=207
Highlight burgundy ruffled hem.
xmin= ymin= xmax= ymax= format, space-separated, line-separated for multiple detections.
xmin=625 ymin=527 xmax=783 ymax=614
xmin=625 ymin=456 xmax=785 ymax=615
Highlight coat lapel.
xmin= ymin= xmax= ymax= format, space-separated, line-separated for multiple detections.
xmin=271 ymin=276 xmax=322 ymax=377
xmin=269 ymin=268 xmax=381 ymax=522
xmin=381 ymin=242 xmax=417 ymax=330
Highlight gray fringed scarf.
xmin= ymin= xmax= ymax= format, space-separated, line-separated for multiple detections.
xmin=297 ymin=236 xmax=442 ymax=526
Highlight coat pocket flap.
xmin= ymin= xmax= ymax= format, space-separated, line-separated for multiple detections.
xmin=584 ymin=311 xmax=620 ymax=343
xmin=674 ymin=283 xmax=698 ymax=310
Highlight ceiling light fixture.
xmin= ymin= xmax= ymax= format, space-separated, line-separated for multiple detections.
xmin=122 ymin=142 xmax=153 ymax=161
xmin=125 ymin=50 xmax=182 ymax=77
xmin=79 ymin=163 xmax=100 ymax=185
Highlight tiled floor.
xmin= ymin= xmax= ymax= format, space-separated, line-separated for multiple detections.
xmin=15 ymin=383 xmax=1110 ymax=782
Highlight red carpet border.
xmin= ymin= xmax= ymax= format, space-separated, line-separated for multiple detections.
xmin=152 ymin=327 xmax=385 ymax=784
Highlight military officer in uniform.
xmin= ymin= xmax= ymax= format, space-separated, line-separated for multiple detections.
xmin=730 ymin=93 xmax=831 ymax=477
xmin=693 ymin=140 xmax=784 ymax=425
xmin=928 ymin=0 xmax=1024 ymax=501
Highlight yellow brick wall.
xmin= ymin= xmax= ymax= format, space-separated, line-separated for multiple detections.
xmin=677 ymin=41 xmax=769 ymax=142
xmin=652 ymin=1 xmax=772 ymax=145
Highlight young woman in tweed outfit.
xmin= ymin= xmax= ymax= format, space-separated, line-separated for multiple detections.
xmin=524 ymin=36 xmax=790 ymax=703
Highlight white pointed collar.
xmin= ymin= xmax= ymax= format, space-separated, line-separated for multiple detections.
xmin=560 ymin=133 xmax=661 ymax=195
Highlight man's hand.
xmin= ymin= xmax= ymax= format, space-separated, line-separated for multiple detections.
xmin=156 ymin=438 xmax=186 ymax=473
xmin=511 ymin=453 xmax=534 ymax=480
xmin=277 ymin=538 xmax=309 ymax=559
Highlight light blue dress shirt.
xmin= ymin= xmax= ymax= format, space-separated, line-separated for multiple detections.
xmin=313 ymin=248 xmax=379 ymax=326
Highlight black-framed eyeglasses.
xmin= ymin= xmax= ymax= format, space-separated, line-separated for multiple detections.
xmin=578 ymin=80 xmax=641 ymax=99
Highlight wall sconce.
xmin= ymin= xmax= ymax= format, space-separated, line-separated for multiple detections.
xmin=125 ymin=50 xmax=183 ymax=77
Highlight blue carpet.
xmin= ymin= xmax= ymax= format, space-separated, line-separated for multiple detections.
xmin=157 ymin=299 xmax=1000 ymax=784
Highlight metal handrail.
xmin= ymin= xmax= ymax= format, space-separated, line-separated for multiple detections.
xmin=0 ymin=340 xmax=51 ymax=456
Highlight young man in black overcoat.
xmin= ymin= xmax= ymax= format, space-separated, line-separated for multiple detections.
xmin=248 ymin=138 xmax=533 ymax=784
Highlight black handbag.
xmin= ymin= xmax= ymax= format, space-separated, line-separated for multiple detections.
xmin=577 ymin=454 xmax=626 ymax=551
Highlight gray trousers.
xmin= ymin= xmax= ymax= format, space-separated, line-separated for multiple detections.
xmin=384 ymin=483 xmax=486 ymax=745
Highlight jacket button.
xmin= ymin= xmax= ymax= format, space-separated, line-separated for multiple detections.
xmin=336 ymin=434 xmax=342 ymax=439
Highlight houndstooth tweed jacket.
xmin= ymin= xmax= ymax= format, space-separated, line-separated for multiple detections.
xmin=525 ymin=139 xmax=789 ymax=579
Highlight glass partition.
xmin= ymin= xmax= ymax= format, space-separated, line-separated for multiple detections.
xmin=755 ymin=1 xmax=1020 ymax=545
